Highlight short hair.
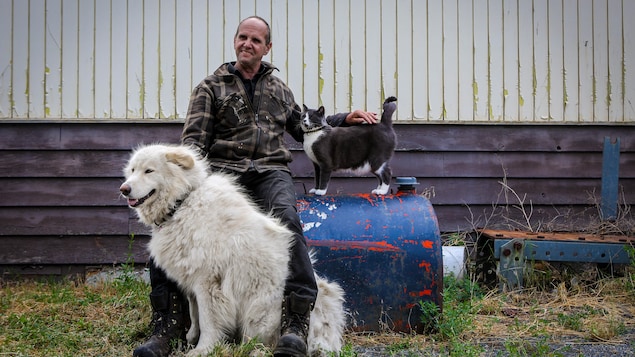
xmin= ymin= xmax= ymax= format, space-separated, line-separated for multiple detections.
xmin=235 ymin=16 xmax=272 ymax=45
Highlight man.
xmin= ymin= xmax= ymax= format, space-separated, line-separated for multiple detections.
xmin=133 ymin=16 xmax=376 ymax=357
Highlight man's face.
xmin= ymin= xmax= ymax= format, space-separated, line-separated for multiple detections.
xmin=234 ymin=18 xmax=272 ymax=71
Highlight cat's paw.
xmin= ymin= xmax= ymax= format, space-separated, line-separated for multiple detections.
xmin=311 ymin=188 xmax=327 ymax=195
xmin=372 ymin=184 xmax=390 ymax=195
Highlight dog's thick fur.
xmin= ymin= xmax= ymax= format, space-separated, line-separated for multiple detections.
xmin=120 ymin=144 xmax=345 ymax=356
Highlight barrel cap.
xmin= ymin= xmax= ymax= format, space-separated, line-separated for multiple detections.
xmin=396 ymin=177 xmax=419 ymax=191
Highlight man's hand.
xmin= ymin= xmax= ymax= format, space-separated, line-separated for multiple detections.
xmin=345 ymin=110 xmax=378 ymax=125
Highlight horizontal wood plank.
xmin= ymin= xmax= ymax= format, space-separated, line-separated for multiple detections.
xmin=0 ymin=235 xmax=151 ymax=265
xmin=0 ymin=207 xmax=129 ymax=235
xmin=0 ymin=151 xmax=131 ymax=178
xmin=3 ymin=177 xmax=633 ymax=208
xmin=0 ymin=178 xmax=127 ymax=206
xmin=0 ymin=123 xmax=182 ymax=150
xmin=391 ymin=125 xmax=635 ymax=152
xmin=290 ymin=152 xmax=635 ymax=179
xmin=2 ymin=123 xmax=634 ymax=152
xmin=3 ymin=150 xmax=633 ymax=179
xmin=294 ymin=177 xmax=635 ymax=205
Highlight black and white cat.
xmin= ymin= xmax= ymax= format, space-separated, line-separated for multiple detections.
xmin=300 ymin=96 xmax=397 ymax=195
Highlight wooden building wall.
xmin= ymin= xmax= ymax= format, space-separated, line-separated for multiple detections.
xmin=0 ymin=123 xmax=633 ymax=274
xmin=1 ymin=0 xmax=634 ymax=274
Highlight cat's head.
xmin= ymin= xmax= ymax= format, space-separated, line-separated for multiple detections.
xmin=300 ymin=104 xmax=328 ymax=132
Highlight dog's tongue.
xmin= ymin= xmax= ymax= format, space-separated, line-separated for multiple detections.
xmin=128 ymin=198 xmax=139 ymax=207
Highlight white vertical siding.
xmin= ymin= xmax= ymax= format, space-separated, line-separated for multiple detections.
xmin=143 ymin=0 xmax=160 ymax=118
xmin=127 ymin=0 xmax=144 ymax=118
xmin=562 ymin=0 xmax=579 ymax=122
xmin=318 ymin=0 xmax=334 ymax=111
xmin=625 ymin=1 xmax=635 ymax=121
xmin=0 ymin=1 xmax=11 ymax=118
xmin=502 ymin=0 xmax=518 ymax=122
xmin=333 ymin=0 xmax=351 ymax=114
xmin=411 ymin=0 xmax=428 ymax=120
xmin=29 ymin=0 xmax=46 ymax=118
xmin=45 ymin=0 xmax=62 ymax=119
xmin=0 ymin=0 xmax=634 ymax=123
xmin=77 ymin=0 xmax=95 ymax=118
xmin=548 ymin=0 xmax=564 ymax=122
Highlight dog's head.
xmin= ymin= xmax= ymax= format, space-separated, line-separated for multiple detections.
xmin=300 ymin=104 xmax=327 ymax=133
xmin=120 ymin=144 xmax=208 ymax=226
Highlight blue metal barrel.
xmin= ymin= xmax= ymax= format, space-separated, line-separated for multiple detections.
xmin=297 ymin=178 xmax=443 ymax=333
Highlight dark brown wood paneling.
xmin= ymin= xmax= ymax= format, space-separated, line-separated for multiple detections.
xmin=0 ymin=123 xmax=182 ymax=150
xmin=432 ymin=204 xmax=604 ymax=232
xmin=0 ymin=235 xmax=151 ymax=265
xmin=0 ymin=207 xmax=129 ymax=235
xmin=286 ymin=124 xmax=635 ymax=152
xmin=0 ymin=178 xmax=127 ymax=207
xmin=0 ymin=124 xmax=65 ymax=150
xmin=60 ymin=123 xmax=181 ymax=150
xmin=0 ymin=151 xmax=131 ymax=177
xmin=1 ymin=122 xmax=633 ymax=269
xmin=293 ymin=177 xmax=635 ymax=205
xmin=292 ymin=151 xmax=635 ymax=179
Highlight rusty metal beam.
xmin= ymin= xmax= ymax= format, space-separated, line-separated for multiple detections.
xmin=478 ymin=229 xmax=635 ymax=245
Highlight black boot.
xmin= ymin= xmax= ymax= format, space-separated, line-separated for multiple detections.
xmin=273 ymin=292 xmax=314 ymax=357
xmin=133 ymin=291 xmax=188 ymax=357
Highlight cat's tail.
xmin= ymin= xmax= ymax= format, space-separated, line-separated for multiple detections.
xmin=380 ymin=96 xmax=398 ymax=126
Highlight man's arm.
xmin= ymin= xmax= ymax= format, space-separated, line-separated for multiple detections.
xmin=181 ymin=84 xmax=215 ymax=156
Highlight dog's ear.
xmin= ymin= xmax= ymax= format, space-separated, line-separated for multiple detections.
xmin=166 ymin=149 xmax=195 ymax=170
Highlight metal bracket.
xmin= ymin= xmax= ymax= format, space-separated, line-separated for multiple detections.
xmin=497 ymin=239 xmax=525 ymax=291
xmin=601 ymin=136 xmax=620 ymax=221
xmin=494 ymin=239 xmax=631 ymax=264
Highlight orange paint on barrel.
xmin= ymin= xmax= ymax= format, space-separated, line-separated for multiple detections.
xmin=308 ymin=239 xmax=401 ymax=252
xmin=408 ymin=289 xmax=432 ymax=297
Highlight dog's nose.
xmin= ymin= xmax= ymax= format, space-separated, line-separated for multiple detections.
xmin=120 ymin=183 xmax=131 ymax=196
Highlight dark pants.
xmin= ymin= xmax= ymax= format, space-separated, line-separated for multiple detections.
xmin=148 ymin=169 xmax=317 ymax=308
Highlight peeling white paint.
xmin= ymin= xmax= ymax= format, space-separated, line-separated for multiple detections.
xmin=0 ymin=0 xmax=633 ymax=123
xmin=302 ymin=221 xmax=322 ymax=232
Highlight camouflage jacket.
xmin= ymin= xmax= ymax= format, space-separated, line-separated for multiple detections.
xmin=181 ymin=61 xmax=348 ymax=173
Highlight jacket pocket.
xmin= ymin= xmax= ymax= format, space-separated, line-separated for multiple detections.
xmin=216 ymin=93 xmax=252 ymax=127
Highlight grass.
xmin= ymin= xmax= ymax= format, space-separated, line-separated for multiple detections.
xmin=2 ymin=262 xmax=635 ymax=356
xmin=0 ymin=271 xmax=151 ymax=357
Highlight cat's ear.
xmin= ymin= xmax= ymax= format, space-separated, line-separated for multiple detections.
xmin=318 ymin=106 xmax=325 ymax=115
xmin=303 ymin=104 xmax=308 ymax=112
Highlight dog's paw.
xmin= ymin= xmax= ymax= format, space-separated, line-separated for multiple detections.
xmin=186 ymin=328 xmax=200 ymax=346
xmin=186 ymin=345 xmax=212 ymax=357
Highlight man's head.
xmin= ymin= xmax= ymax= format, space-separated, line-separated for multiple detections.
xmin=233 ymin=16 xmax=272 ymax=75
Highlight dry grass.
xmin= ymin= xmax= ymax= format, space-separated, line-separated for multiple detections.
xmin=344 ymin=272 xmax=635 ymax=355
xmin=1 ymin=263 xmax=635 ymax=356
xmin=470 ymin=280 xmax=635 ymax=342
xmin=0 ymin=274 xmax=151 ymax=357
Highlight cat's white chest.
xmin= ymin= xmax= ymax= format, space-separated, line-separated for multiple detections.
xmin=303 ymin=131 xmax=325 ymax=163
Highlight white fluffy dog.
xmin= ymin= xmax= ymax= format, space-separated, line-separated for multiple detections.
xmin=120 ymin=144 xmax=346 ymax=356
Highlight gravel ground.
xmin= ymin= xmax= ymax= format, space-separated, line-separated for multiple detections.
xmin=352 ymin=333 xmax=635 ymax=356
